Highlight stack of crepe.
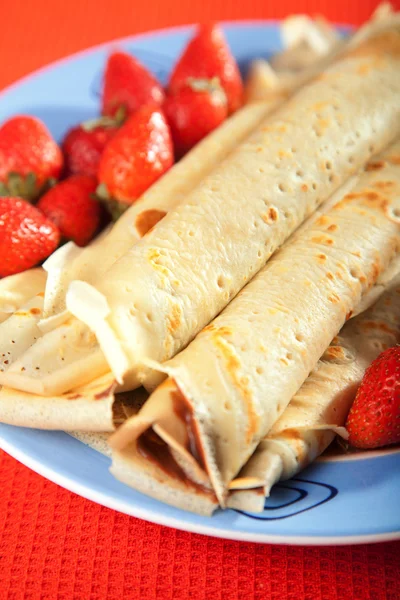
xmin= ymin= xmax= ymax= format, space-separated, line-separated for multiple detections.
xmin=1 ymin=12 xmax=400 ymax=516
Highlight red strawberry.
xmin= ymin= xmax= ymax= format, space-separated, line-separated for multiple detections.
xmin=0 ymin=116 xmax=63 ymax=201
xmin=0 ymin=197 xmax=60 ymax=277
xmin=169 ymin=24 xmax=243 ymax=114
xmin=346 ymin=346 xmax=400 ymax=449
xmin=97 ymin=105 xmax=173 ymax=212
xmin=62 ymin=121 xmax=117 ymax=178
xmin=37 ymin=175 xmax=101 ymax=247
xmin=102 ymin=51 xmax=165 ymax=119
xmin=164 ymin=78 xmax=228 ymax=157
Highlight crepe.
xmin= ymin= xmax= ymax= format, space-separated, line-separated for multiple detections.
xmin=0 ymin=374 xmax=148 ymax=432
xmin=0 ymin=269 xmax=46 ymax=323
xmin=0 ymin=102 xmax=279 ymax=393
xmin=228 ymin=272 xmax=400 ymax=512
xmin=40 ymin=101 xmax=276 ymax=329
xmin=66 ymin=28 xmax=400 ymax=389
xmin=0 ymin=294 xmax=44 ymax=373
xmin=109 ymin=139 xmax=400 ymax=511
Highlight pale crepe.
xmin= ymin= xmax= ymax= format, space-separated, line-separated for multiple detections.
xmin=0 ymin=294 xmax=44 ymax=373
xmin=0 ymin=374 xmax=148 ymax=432
xmin=0 ymin=269 xmax=46 ymax=323
xmin=40 ymin=101 xmax=276 ymax=328
xmin=1 ymin=102 xmax=279 ymax=393
xmin=108 ymin=261 xmax=400 ymax=515
xmin=228 ymin=272 xmax=400 ymax=512
xmin=66 ymin=29 xmax=400 ymax=390
xmin=109 ymin=139 xmax=400 ymax=510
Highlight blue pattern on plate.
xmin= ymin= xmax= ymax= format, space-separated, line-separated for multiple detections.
xmin=0 ymin=22 xmax=398 ymax=544
xmin=236 ymin=479 xmax=338 ymax=520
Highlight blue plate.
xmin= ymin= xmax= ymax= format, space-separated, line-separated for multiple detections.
xmin=0 ymin=22 xmax=399 ymax=545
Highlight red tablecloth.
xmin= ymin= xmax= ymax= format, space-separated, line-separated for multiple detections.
xmin=1 ymin=1 xmax=400 ymax=598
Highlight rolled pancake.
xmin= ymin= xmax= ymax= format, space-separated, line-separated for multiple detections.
xmin=0 ymin=375 xmax=148 ymax=432
xmin=108 ymin=265 xmax=399 ymax=514
xmin=0 ymin=269 xmax=46 ymax=323
xmin=3 ymin=26 xmax=400 ymax=398
xmin=5 ymin=102 xmax=279 ymax=390
xmin=228 ymin=272 xmax=400 ymax=512
xmin=41 ymin=101 xmax=276 ymax=328
xmin=66 ymin=28 xmax=400 ymax=389
xmin=109 ymin=139 xmax=400 ymax=508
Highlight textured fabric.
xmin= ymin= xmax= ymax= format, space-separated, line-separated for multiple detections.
xmin=1 ymin=1 xmax=400 ymax=598
xmin=0 ymin=451 xmax=399 ymax=600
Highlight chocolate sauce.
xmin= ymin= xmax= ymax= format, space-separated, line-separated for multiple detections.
xmin=171 ymin=384 xmax=207 ymax=471
xmin=137 ymin=427 xmax=215 ymax=497
xmin=137 ymin=428 xmax=188 ymax=482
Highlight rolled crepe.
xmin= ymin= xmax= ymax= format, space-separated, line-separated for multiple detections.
xmin=0 ymin=374 xmax=148 ymax=432
xmin=109 ymin=139 xmax=400 ymax=510
xmin=3 ymin=26 xmax=400 ymax=400
xmin=0 ymin=269 xmax=46 ymax=323
xmin=66 ymin=29 xmax=400 ymax=389
xmin=5 ymin=102 xmax=279 ymax=391
xmin=41 ymin=101 xmax=276 ymax=328
xmin=228 ymin=271 xmax=400 ymax=512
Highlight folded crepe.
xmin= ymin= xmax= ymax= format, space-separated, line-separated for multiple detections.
xmin=109 ymin=138 xmax=400 ymax=511
xmin=228 ymin=272 xmax=400 ymax=512
xmin=0 ymin=373 xmax=148 ymax=432
xmin=0 ymin=269 xmax=46 ymax=323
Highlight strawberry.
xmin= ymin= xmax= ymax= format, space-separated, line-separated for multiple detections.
xmin=37 ymin=175 xmax=101 ymax=247
xmin=346 ymin=346 xmax=400 ymax=449
xmin=97 ymin=105 xmax=173 ymax=214
xmin=0 ymin=197 xmax=60 ymax=277
xmin=62 ymin=120 xmax=118 ymax=178
xmin=102 ymin=51 xmax=165 ymax=119
xmin=0 ymin=116 xmax=63 ymax=201
xmin=164 ymin=78 xmax=228 ymax=157
xmin=169 ymin=23 xmax=243 ymax=114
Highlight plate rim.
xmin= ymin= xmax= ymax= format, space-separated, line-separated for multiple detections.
xmin=0 ymin=18 xmax=352 ymax=100
xmin=0 ymin=19 xmax=397 ymax=546
xmin=1 ymin=432 xmax=399 ymax=546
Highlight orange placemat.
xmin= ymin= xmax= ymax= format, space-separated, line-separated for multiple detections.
xmin=1 ymin=1 xmax=400 ymax=599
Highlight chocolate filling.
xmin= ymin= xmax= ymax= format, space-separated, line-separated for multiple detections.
xmin=171 ymin=384 xmax=207 ymax=471
xmin=137 ymin=428 xmax=214 ymax=497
